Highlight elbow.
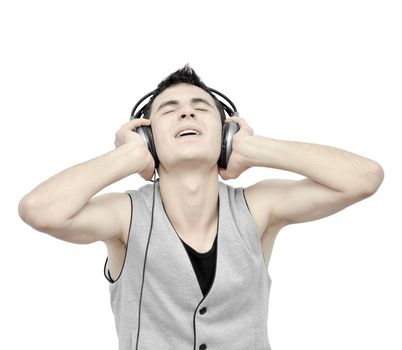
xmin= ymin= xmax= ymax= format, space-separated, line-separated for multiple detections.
xmin=18 ymin=196 xmax=33 ymax=220
xmin=18 ymin=196 xmax=71 ymax=231
xmin=360 ymin=162 xmax=385 ymax=196
xmin=18 ymin=196 xmax=41 ymax=227
xmin=344 ymin=162 xmax=385 ymax=198
xmin=18 ymin=196 xmax=52 ymax=229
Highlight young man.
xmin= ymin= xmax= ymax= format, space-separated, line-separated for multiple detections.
xmin=18 ymin=64 xmax=384 ymax=349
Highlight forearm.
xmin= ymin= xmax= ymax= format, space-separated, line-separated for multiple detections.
xmin=243 ymin=135 xmax=384 ymax=193
xmin=19 ymin=143 xmax=140 ymax=226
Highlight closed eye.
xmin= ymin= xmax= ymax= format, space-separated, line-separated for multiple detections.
xmin=163 ymin=108 xmax=207 ymax=115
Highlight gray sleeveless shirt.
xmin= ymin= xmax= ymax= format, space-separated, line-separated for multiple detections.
xmin=106 ymin=180 xmax=272 ymax=349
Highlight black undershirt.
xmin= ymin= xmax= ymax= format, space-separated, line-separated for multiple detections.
xmin=179 ymin=232 xmax=217 ymax=297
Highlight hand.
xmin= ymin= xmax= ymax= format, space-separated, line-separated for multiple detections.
xmin=114 ymin=118 xmax=152 ymax=149
xmin=218 ymin=116 xmax=254 ymax=180
xmin=114 ymin=118 xmax=155 ymax=181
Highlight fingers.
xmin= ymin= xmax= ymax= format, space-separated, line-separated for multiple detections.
xmin=224 ymin=116 xmax=244 ymax=125
xmin=224 ymin=116 xmax=253 ymax=133
xmin=121 ymin=118 xmax=151 ymax=130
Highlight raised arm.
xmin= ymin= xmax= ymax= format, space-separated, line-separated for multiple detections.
xmin=18 ymin=118 xmax=154 ymax=244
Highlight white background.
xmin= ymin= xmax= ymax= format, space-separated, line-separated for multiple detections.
xmin=2 ymin=0 xmax=400 ymax=349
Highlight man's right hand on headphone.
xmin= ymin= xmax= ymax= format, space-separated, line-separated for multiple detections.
xmin=114 ymin=118 xmax=155 ymax=181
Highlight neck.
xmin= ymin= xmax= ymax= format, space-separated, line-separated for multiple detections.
xmin=158 ymin=167 xmax=219 ymax=240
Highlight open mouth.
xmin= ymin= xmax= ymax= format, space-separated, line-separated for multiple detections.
xmin=175 ymin=130 xmax=202 ymax=139
xmin=176 ymin=133 xmax=202 ymax=140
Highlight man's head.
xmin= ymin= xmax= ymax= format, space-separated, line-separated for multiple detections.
xmin=144 ymin=64 xmax=226 ymax=178
xmin=143 ymin=64 xmax=225 ymax=123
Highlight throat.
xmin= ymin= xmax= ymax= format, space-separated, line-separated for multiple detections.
xmin=180 ymin=211 xmax=219 ymax=239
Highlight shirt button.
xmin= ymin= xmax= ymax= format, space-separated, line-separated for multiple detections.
xmin=199 ymin=344 xmax=207 ymax=350
xmin=199 ymin=307 xmax=207 ymax=315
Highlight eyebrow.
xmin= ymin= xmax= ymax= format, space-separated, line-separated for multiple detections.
xmin=156 ymin=97 xmax=214 ymax=113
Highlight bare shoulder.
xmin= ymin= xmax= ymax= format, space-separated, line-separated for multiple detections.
xmin=102 ymin=192 xmax=132 ymax=247
xmin=243 ymin=179 xmax=290 ymax=238
xmin=243 ymin=180 xmax=290 ymax=268
xmin=100 ymin=192 xmax=133 ymax=281
xmin=243 ymin=180 xmax=279 ymax=238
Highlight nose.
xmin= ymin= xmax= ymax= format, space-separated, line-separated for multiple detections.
xmin=179 ymin=105 xmax=196 ymax=119
xmin=180 ymin=113 xmax=195 ymax=119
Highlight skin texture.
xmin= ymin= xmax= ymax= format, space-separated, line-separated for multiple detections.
xmin=148 ymin=83 xmax=225 ymax=247
xmin=144 ymin=82 xmax=384 ymax=265
xmin=19 ymin=82 xmax=384 ymax=278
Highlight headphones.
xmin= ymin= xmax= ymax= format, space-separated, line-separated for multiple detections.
xmin=130 ymin=87 xmax=240 ymax=170
xmin=128 ymin=87 xmax=239 ymax=349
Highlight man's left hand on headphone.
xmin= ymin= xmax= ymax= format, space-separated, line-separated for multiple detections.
xmin=218 ymin=116 xmax=255 ymax=180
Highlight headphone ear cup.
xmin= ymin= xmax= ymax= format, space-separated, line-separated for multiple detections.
xmin=218 ymin=122 xmax=230 ymax=169
xmin=136 ymin=125 xmax=160 ymax=169
xmin=218 ymin=121 xmax=240 ymax=169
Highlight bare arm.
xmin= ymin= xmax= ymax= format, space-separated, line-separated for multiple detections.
xmin=240 ymin=133 xmax=383 ymax=230
xmin=18 ymin=118 xmax=154 ymax=243
xmin=19 ymin=143 xmax=141 ymax=226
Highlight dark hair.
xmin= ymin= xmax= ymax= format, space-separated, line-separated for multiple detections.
xmin=143 ymin=63 xmax=226 ymax=123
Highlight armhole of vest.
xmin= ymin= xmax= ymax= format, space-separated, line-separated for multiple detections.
xmin=241 ymin=186 xmax=272 ymax=278
xmin=103 ymin=191 xmax=134 ymax=285
xmin=238 ymin=186 xmax=261 ymax=241
xmin=241 ymin=187 xmax=252 ymax=213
